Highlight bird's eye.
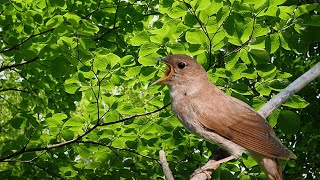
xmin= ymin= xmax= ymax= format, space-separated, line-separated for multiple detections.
xmin=178 ymin=62 xmax=186 ymax=69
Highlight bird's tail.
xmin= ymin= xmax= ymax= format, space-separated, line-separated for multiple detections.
xmin=251 ymin=153 xmax=282 ymax=180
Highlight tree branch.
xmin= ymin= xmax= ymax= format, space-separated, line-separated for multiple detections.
xmin=258 ymin=61 xmax=320 ymax=118
xmin=0 ymin=88 xmax=29 ymax=93
xmin=0 ymin=57 xmax=39 ymax=72
xmin=159 ymin=150 xmax=174 ymax=180
xmin=79 ymin=141 xmax=158 ymax=161
xmin=98 ymin=103 xmax=170 ymax=126
xmin=0 ymin=28 xmax=54 ymax=53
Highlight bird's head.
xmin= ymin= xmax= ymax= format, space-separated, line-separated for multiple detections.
xmin=152 ymin=54 xmax=208 ymax=87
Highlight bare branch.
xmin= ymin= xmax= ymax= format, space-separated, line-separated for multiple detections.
xmin=159 ymin=150 xmax=174 ymax=180
xmin=258 ymin=61 xmax=320 ymax=118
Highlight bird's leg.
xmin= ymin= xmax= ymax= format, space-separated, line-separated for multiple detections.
xmin=190 ymin=155 xmax=236 ymax=179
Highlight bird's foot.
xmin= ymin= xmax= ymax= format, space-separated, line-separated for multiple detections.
xmin=190 ymin=160 xmax=220 ymax=180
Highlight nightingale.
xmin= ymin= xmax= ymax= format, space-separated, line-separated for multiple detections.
xmin=153 ymin=54 xmax=296 ymax=180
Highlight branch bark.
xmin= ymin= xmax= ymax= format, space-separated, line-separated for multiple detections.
xmin=258 ymin=61 xmax=320 ymax=118
xmin=159 ymin=150 xmax=174 ymax=180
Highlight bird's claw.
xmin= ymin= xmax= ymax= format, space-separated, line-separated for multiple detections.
xmin=190 ymin=167 xmax=212 ymax=179
xmin=190 ymin=160 xmax=221 ymax=180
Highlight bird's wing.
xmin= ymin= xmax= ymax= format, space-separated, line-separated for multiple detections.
xmin=192 ymin=92 xmax=294 ymax=160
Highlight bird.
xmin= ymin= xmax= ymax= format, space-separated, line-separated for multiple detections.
xmin=152 ymin=54 xmax=296 ymax=180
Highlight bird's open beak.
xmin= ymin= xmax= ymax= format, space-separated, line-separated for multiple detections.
xmin=151 ymin=58 xmax=173 ymax=86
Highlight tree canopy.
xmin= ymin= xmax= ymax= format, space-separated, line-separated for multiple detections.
xmin=0 ymin=0 xmax=319 ymax=179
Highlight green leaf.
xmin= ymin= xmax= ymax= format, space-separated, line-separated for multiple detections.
xmin=190 ymin=0 xmax=211 ymax=11
xmin=302 ymin=15 xmax=320 ymax=27
xmin=252 ymin=24 xmax=270 ymax=37
xmin=283 ymin=95 xmax=310 ymax=109
xmin=46 ymin=113 xmax=67 ymax=127
xmin=249 ymin=49 xmax=270 ymax=64
xmin=64 ymin=83 xmax=79 ymax=94
xmin=125 ymin=66 xmax=141 ymax=77
xmin=103 ymin=111 xmax=119 ymax=122
xmin=120 ymin=55 xmax=135 ymax=66
xmin=106 ymin=53 xmax=121 ymax=67
xmin=110 ymin=74 xmax=122 ymax=85
xmin=64 ymin=12 xmax=81 ymax=27
xmin=64 ymin=117 xmax=86 ymax=127
xmin=241 ymin=68 xmax=257 ymax=79
xmin=277 ymin=110 xmax=300 ymax=134
xmin=225 ymin=52 xmax=240 ymax=70
xmin=268 ymin=79 xmax=289 ymax=91
xmin=249 ymin=37 xmax=266 ymax=49
xmin=167 ymin=2 xmax=188 ymax=18
xmin=167 ymin=42 xmax=185 ymax=54
xmin=229 ymin=63 xmax=248 ymax=82
xmin=268 ymin=109 xmax=280 ymax=127
xmin=204 ymin=1 xmax=223 ymax=15
xmin=10 ymin=117 xmax=25 ymax=129
xmin=295 ymin=3 xmax=318 ymax=18
xmin=198 ymin=11 xmax=209 ymax=24
xmin=93 ymin=53 xmax=120 ymax=70
xmin=46 ymin=15 xmax=64 ymax=28
xmin=28 ymin=116 xmax=40 ymax=128
xmin=266 ymin=34 xmax=280 ymax=54
xmin=139 ymin=67 xmax=157 ymax=81
xmin=255 ymin=81 xmax=271 ymax=96
xmin=231 ymin=83 xmax=252 ymax=95
xmin=138 ymin=53 xmax=159 ymax=66
xmin=186 ymin=29 xmax=207 ymax=44
xmin=139 ymin=42 xmax=159 ymax=57
xmin=78 ymin=146 xmax=91 ymax=158
xmin=256 ymin=64 xmax=276 ymax=78
xmin=61 ymin=129 xmax=74 ymax=141
xmin=79 ymin=37 xmax=96 ymax=50
xmin=80 ymin=19 xmax=99 ymax=36
xmin=57 ymin=36 xmax=76 ymax=48
xmin=211 ymin=29 xmax=226 ymax=48
xmin=242 ymin=155 xmax=258 ymax=168
xmin=279 ymin=33 xmax=290 ymax=50
xmin=130 ymin=31 xmax=150 ymax=46
xmin=239 ymin=49 xmax=251 ymax=64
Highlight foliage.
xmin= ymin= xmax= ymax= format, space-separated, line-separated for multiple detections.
xmin=0 ymin=0 xmax=319 ymax=179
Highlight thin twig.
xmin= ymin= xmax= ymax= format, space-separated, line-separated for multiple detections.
xmin=99 ymin=103 xmax=170 ymax=126
xmin=0 ymin=57 xmax=39 ymax=72
xmin=0 ymin=29 xmax=54 ymax=53
xmin=79 ymin=141 xmax=158 ymax=161
xmin=0 ymin=88 xmax=29 ymax=93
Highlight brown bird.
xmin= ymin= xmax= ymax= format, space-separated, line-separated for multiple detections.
xmin=153 ymin=54 xmax=296 ymax=180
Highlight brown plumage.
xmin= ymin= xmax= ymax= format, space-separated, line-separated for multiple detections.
xmin=153 ymin=54 xmax=296 ymax=180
